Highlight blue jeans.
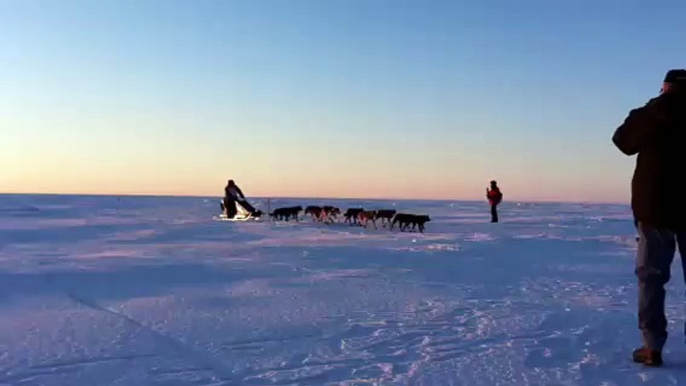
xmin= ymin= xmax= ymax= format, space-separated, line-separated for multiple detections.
xmin=636 ymin=223 xmax=686 ymax=350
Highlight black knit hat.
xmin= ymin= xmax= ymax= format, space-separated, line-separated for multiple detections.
xmin=664 ymin=69 xmax=686 ymax=83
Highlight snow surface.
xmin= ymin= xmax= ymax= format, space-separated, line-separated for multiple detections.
xmin=1 ymin=194 xmax=685 ymax=385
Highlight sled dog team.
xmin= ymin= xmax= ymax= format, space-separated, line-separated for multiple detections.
xmin=270 ymin=205 xmax=431 ymax=233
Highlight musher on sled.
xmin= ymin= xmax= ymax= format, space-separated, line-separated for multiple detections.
xmin=220 ymin=180 xmax=261 ymax=219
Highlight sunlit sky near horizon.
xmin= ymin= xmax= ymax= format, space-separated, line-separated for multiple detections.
xmin=2 ymin=0 xmax=685 ymax=202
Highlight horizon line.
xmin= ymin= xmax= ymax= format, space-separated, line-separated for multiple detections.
xmin=0 ymin=191 xmax=629 ymax=206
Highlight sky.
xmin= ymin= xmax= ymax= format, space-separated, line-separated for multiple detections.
xmin=1 ymin=0 xmax=685 ymax=202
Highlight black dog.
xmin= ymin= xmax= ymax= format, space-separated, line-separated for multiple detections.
xmin=390 ymin=213 xmax=411 ymax=231
xmin=344 ymin=208 xmax=364 ymax=225
xmin=391 ymin=214 xmax=431 ymax=232
xmin=270 ymin=206 xmax=303 ymax=221
xmin=375 ymin=209 xmax=397 ymax=227
xmin=410 ymin=215 xmax=431 ymax=232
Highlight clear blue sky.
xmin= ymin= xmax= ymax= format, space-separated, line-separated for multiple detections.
xmin=1 ymin=0 xmax=684 ymax=201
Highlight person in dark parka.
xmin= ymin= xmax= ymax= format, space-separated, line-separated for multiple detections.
xmin=613 ymin=69 xmax=686 ymax=367
xmin=222 ymin=180 xmax=259 ymax=218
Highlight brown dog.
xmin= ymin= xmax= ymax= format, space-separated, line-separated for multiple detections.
xmin=344 ymin=208 xmax=364 ymax=225
xmin=358 ymin=210 xmax=378 ymax=229
xmin=322 ymin=206 xmax=341 ymax=223
xmin=305 ymin=205 xmax=324 ymax=221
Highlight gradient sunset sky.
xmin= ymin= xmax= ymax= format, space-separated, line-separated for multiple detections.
xmin=2 ymin=0 xmax=685 ymax=202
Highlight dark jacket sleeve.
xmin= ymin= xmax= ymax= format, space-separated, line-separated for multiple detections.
xmin=613 ymin=97 xmax=666 ymax=156
xmin=236 ymin=186 xmax=246 ymax=199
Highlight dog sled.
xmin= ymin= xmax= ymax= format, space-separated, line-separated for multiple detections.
xmin=214 ymin=200 xmax=262 ymax=222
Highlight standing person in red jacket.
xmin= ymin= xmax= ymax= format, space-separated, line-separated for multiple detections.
xmin=487 ymin=180 xmax=503 ymax=223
